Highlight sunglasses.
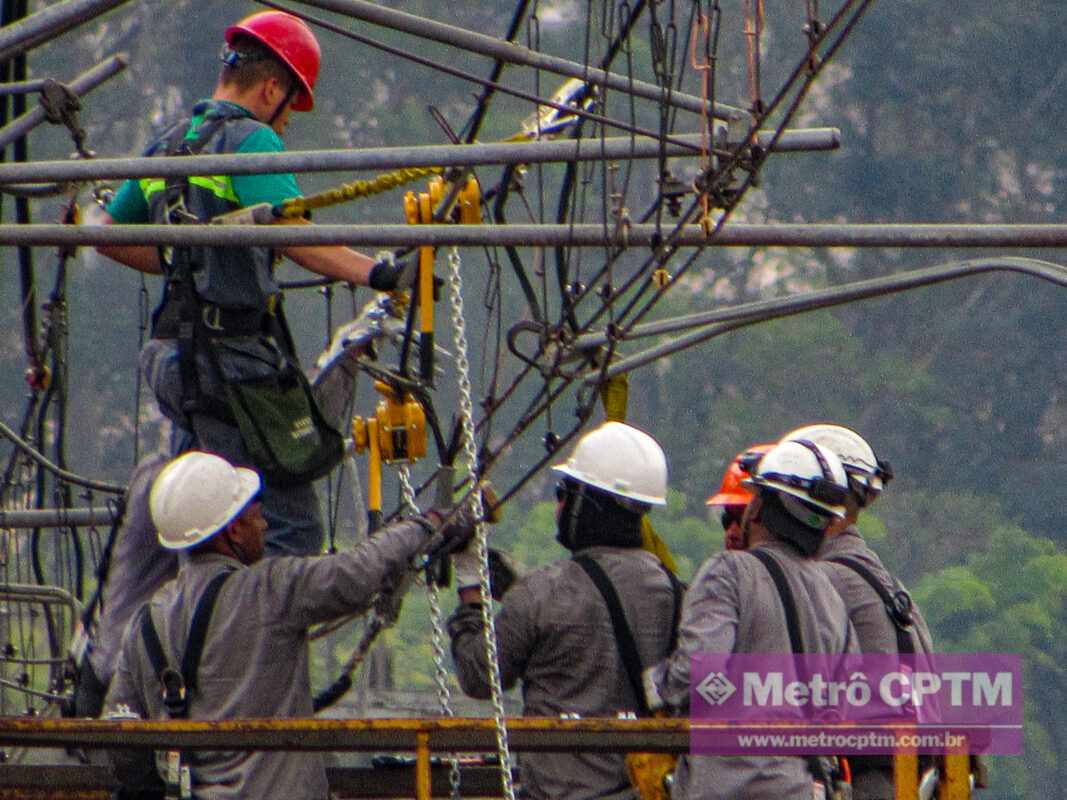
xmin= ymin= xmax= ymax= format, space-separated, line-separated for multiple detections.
xmin=720 ymin=508 xmax=744 ymax=530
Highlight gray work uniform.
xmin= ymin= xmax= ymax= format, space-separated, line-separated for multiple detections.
xmin=644 ymin=539 xmax=856 ymax=800
xmin=448 ymin=546 xmax=679 ymax=800
xmin=79 ymin=452 xmax=175 ymax=716
xmin=103 ymin=518 xmax=431 ymax=800
xmin=818 ymin=527 xmax=935 ymax=800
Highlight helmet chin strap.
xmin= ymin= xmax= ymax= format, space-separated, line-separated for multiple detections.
xmin=268 ymin=83 xmax=297 ymax=126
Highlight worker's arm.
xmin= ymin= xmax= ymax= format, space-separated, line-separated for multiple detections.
xmin=90 ymin=206 xmax=163 ymax=275
xmin=277 ymin=217 xmax=376 ymax=285
xmin=277 ymin=217 xmax=409 ymax=289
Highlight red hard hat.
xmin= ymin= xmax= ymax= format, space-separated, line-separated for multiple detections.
xmin=225 ymin=11 xmax=321 ymax=112
xmin=705 ymin=443 xmax=774 ymax=506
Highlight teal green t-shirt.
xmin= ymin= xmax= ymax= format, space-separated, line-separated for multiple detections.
xmin=107 ymin=100 xmax=302 ymax=223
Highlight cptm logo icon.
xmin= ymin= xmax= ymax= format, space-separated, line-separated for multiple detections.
xmin=697 ymin=671 xmax=737 ymax=706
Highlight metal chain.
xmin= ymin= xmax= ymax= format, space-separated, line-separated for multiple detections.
xmin=399 ymin=465 xmax=462 ymax=799
xmin=446 ymin=246 xmax=516 ymax=800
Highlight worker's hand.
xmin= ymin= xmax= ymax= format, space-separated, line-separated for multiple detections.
xmin=451 ymin=540 xmax=481 ymax=591
xmin=368 ymin=254 xmax=417 ymax=291
xmin=424 ymin=504 xmax=479 ymax=552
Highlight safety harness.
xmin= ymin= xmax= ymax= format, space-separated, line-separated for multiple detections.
xmin=749 ymin=548 xmax=852 ymax=799
xmin=824 ymin=555 xmax=916 ymax=655
xmin=574 ymin=554 xmax=683 ymax=800
xmin=139 ymin=568 xmax=234 ymax=800
xmin=574 ymin=555 xmax=683 ymax=715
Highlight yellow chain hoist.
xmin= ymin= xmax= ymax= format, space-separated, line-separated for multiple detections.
xmin=351 ymin=381 xmax=427 ymax=532
xmin=403 ymin=174 xmax=482 ymax=383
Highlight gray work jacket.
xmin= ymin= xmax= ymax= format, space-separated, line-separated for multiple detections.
xmin=817 ymin=527 xmax=934 ymax=655
xmin=87 ymin=452 xmax=175 ymax=685
xmin=449 ymin=546 xmax=680 ymax=800
xmin=645 ymin=539 xmax=857 ymax=800
xmin=103 ymin=518 xmax=431 ymax=800
xmin=817 ymin=527 xmax=935 ymax=797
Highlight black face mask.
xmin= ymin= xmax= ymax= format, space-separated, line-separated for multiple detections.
xmin=555 ymin=480 xmax=645 ymax=551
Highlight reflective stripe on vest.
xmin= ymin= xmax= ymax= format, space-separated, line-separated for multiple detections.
xmin=142 ymin=174 xmax=238 ymax=204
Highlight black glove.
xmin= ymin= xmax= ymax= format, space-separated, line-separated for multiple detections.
xmin=368 ymin=256 xmax=417 ymax=291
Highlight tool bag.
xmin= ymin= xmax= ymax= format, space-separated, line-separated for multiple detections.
xmin=573 ymin=554 xmax=684 ymax=800
xmin=205 ymin=341 xmax=344 ymax=487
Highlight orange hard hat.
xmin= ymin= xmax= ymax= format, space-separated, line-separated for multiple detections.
xmin=225 ymin=11 xmax=321 ymax=112
xmin=705 ymin=443 xmax=774 ymax=506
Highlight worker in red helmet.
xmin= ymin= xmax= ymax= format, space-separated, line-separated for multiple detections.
xmin=91 ymin=11 xmax=412 ymax=557
xmin=705 ymin=444 xmax=773 ymax=550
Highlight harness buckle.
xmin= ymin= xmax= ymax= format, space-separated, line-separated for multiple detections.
xmin=889 ymin=590 xmax=914 ymax=628
xmin=201 ymin=305 xmax=225 ymax=332
xmin=160 ymin=667 xmax=187 ymax=717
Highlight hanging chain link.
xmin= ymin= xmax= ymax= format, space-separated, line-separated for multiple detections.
xmin=399 ymin=466 xmax=463 ymax=798
xmin=446 ymin=246 xmax=516 ymax=800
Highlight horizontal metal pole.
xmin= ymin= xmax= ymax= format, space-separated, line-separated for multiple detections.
xmin=0 ymin=128 xmax=839 ymax=185
xmin=0 ymin=506 xmax=121 ymax=528
xmin=0 ymin=764 xmax=506 ymax=797
xmin=0 ymin=54 xmax=128 ymax=152
xmin=0 ymin=79 xmax=49 ymax=96
xmin=290 ymin=0 xmax=745 ymax=121
xmin=0 ymin=0 xmax=132 ymax=64
xmin=0 ymin=716 xmax=691 ymax=753
xmin=7 ymin=223 xmax=1067 ymax=249
xmin=587 ymin=256 xmax=1067 ymax=380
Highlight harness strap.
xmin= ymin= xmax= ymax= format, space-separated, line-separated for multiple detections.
xmin=140 ymin=568 xmax=234 ymax=718
xmin=574 ymin=554 xmax=683 ymax=717
xmin=749 ymin=548 xmax=843 ymax=791
xmin=825 ymin=556 xmax=915 ymax=655
xmin=749 ymin=549 xmax=804 ymax=654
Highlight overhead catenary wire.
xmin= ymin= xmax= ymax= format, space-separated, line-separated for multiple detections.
xmin=281 ymin=0 xmax=746 ymax=122
xmin=579 ymin=257 xmax=1067 ymax=381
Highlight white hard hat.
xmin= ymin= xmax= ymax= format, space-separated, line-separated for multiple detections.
xmin=744 ymin=439 xmax=849 ymax=528
xmin=784 ymin=423 xmax=893 ymax=503
xmin=552 ymin=421 xmax=668 ymax=506
xmin=149 ymin=451 xmax=262 ymax=550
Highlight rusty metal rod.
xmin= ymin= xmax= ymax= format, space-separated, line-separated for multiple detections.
xmin=0 ymin=128 xmax=839 ymax=185
xmin=8 ymin=222 xmax=1067 ymax=249
xmin=0 ymin=716 xmax=692 ymax=753
xmin=288 ymin=0 xmax=745 ymax=121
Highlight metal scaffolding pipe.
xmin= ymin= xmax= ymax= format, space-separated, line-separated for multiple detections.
xmin=289 ymin=0 xmax=745 ymax=122
xmin=584 ymin=257 xmax=1067 ymax=380
xmin=0 ymin=54 xmax=128 ymax=152
xmin=0 ymin=128 xmax=839 ymax=185
xmin=0 ymin=79 xmax=49 ymax=96
xmin=9 ymin=222 xmax=1067 ymax=249
xmin=0 ymin=506 xmax=121 ymax=528
xmin=0 ymin=0 xmax=132 ymax=64
xmin=0 ymin=716 xmax=691 ymax=753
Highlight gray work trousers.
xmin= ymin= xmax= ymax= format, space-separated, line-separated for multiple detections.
xmin=140 ymin=336 xmax=324 ymax=556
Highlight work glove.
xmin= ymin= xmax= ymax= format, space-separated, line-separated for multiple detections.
xmin=423 ymin=504 xmax=479 ymax=556
xmin=367 ymin=252 xmax=418 ymax=291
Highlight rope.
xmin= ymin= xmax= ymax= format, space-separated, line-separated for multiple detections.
xmin=445 ymin=246 xmax=515 ymax=800
xmin=277 ymin=166 xmax=444 ymax=219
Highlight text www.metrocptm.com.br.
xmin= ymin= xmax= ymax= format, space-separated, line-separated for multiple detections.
xmin=734 ymin=730 xmax=968 ymax=751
